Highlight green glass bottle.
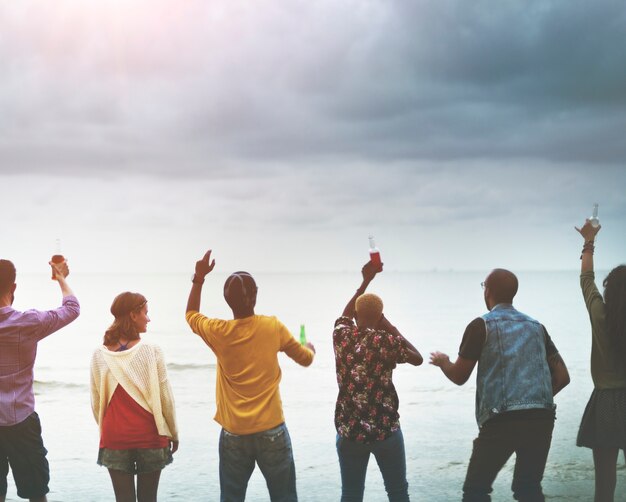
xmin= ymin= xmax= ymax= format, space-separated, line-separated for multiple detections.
xmin=299 ymin=324 xmax=307 ymax=345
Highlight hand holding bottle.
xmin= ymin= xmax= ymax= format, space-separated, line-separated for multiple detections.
xmin=49 ymin=256 xmax=69 ymax=281
xmin=575 ymin=219 xmax=601 ymax=241
xmin=361 ymin=260 xmax=382 ymax=283
xmin=298 ymin=325 xmax=315 ymax=353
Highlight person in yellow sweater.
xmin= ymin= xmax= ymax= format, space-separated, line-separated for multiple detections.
xmin=185 ymin=249 xmax=315 ymax=502
xmin=91 ymin=292 xmax=178 ymax=502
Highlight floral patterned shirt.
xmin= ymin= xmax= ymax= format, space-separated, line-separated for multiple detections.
xmin=333 ymin=316 xmax=409 ymax=442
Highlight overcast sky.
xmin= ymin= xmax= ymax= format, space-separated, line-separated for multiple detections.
xmin=1 ymin=0 xmax=625 ymax=274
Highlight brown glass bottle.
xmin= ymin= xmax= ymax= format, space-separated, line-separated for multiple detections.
xmin=50 ymin=254 xmax=65 ymax=280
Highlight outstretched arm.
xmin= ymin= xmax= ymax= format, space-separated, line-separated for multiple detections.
xmin=342 ymin=261 xmax=382 ymax=318
xmin=378 ymin=315 xmax=423 ymax=366
xmin=430 ymin=352 xmax=477 ymax=385
xmin=575 ymin=219 xmax=601 ymax=274
xmin=186 ymin=250 xmax=216 ymax=314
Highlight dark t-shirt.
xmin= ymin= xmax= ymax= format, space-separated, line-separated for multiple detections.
xmin=459 ymin=317 xmax=558 ymax=361
xmin=458 ymin=317 xmax=558 ymax=423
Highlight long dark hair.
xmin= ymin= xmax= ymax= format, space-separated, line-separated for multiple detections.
xmin=603 ymin=265 xmax=626 ymax=362
xmin=103 ymin=292 xmax=147 ymax=346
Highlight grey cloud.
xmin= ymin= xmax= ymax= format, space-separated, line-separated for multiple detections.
xmin=308 ymin=0 xmax=626 ymax=163
xmin=391 ymin=1 xmax=626 ymax=103
xmin=0 ymin=0 xmax=625 ymax=178
xmin=2 ymin=163 xmax=625 ymax=273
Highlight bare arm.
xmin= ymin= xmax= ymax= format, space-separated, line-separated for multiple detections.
xmin=186 ymin=250 xmax=216 ymax=314
xmin=548 ymin=352 xmax=570 ymax=396
xmin=186 ymin=282 xmax=204 ymax=314
xmin=575 ymin=219 xmax=601 ymax=274
xmin=378 ymin=315 xmax=423 ymax=366
xmin=342 ymin=261 xmax=382 ymax=318
xmin=429 ymin=352 xmax=477 ymax=385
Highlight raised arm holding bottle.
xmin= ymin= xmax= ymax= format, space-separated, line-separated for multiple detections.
xmin=0 ymin=257 xmax=79 ymax=502
xmin=333 ymin=259 xmax=422 ymax=502
xmin=185 ymin=249 xmax=315 ymax=501
xmin=575 ymin=216 xmax=626 ymax=502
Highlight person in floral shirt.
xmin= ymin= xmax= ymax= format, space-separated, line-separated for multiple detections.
xmin=333 ymin=261 xmax=423 ymax=501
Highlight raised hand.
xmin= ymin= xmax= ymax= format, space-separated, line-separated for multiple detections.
xmin=187 ymin=250 xmax=215 ymax=313
xmin=575 ymin=219 xmax=601 ymax=241
xmin=195 ymin=249 xmax=216 ymax=279
xmin=361 ymin=260 xmax=383 ymax=283
xmin=342 ymin=260 xmax=384 ymax=318
xmin=49 ymin=260 xmax=69 ymax=281
xmin=429 ymin=351 xmax=450 ymax=367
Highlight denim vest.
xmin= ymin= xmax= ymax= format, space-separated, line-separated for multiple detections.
xmin=476 ymin=304 xmax=555 ymax=427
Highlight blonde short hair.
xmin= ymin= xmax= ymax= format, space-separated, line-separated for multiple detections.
xmin=355 ymin=293 xmax=383 ymax=325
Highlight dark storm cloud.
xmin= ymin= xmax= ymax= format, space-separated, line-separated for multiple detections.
xmin=277 ymin=0 xmax=626 ymax=164
xmin=0 ymin=0 xmax=624 ymax=177
xmin=176 ymin=1 xmax=626 ymax=164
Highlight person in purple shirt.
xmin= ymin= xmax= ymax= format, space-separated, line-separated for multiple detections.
xmin=0 ymin=258 xmax=79 ymax=502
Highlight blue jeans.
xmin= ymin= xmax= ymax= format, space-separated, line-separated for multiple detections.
xmin=219 ymin=423 xmax=297 ymax=502
xmin=336 ymin=429 xmax=409 ymax=502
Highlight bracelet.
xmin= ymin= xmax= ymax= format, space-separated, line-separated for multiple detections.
xmin=192 ymin=274 xmax=205 ymax=285
xmin=580 ymin=241 xmax=595 ymax=260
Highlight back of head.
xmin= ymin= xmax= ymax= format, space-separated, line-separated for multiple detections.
xmin=0 ymin=259 xmax=16 ymax=295
xmin=103 ymin=292 xmax=147 ymax=346
xmin=223 ymin=271 xmax=257 ymax=313
xmin=603 ymin=265 xmax=626 ymax=360
xmin=487 ymin=268 xmax=518 ymax=304
xmin=355 ymin=293 xmax=384 ymax=328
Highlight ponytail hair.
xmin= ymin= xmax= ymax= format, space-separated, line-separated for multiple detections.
xmin=603 ymin=265 xmax=626 ymax=363
xmin=103 ymin=292 xmax=147 ymax=346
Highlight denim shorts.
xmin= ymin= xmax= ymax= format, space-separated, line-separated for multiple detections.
xmin=97 ymin=447 xmax=173 ymax=474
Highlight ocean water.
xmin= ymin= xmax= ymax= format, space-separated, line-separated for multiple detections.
xmin=6 ymin=270 xmax=625 ymax=501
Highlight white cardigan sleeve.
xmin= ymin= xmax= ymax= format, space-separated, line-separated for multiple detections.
xmin=155 ymin=345 xmax=179 ymax=441
xmin=90 ymin=351 xmax=101 ymax=424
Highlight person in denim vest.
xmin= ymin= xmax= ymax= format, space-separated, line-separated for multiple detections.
xmin=430 ymin=269 xmax=570 ymax=502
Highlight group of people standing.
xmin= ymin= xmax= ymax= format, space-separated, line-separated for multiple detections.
xmin=0 ymin=217 xmax=624 ymax=502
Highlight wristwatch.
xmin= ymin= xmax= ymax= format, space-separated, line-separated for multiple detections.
xmin=191 ymin=274 xmax=205 ymax=285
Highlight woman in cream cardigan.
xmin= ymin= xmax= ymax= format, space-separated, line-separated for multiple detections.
xmin=90 ymin=292 xmax=178 ymax=502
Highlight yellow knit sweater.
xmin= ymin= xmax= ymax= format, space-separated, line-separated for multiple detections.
xmin=90 ymin=341 xmax=178 ymax=441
